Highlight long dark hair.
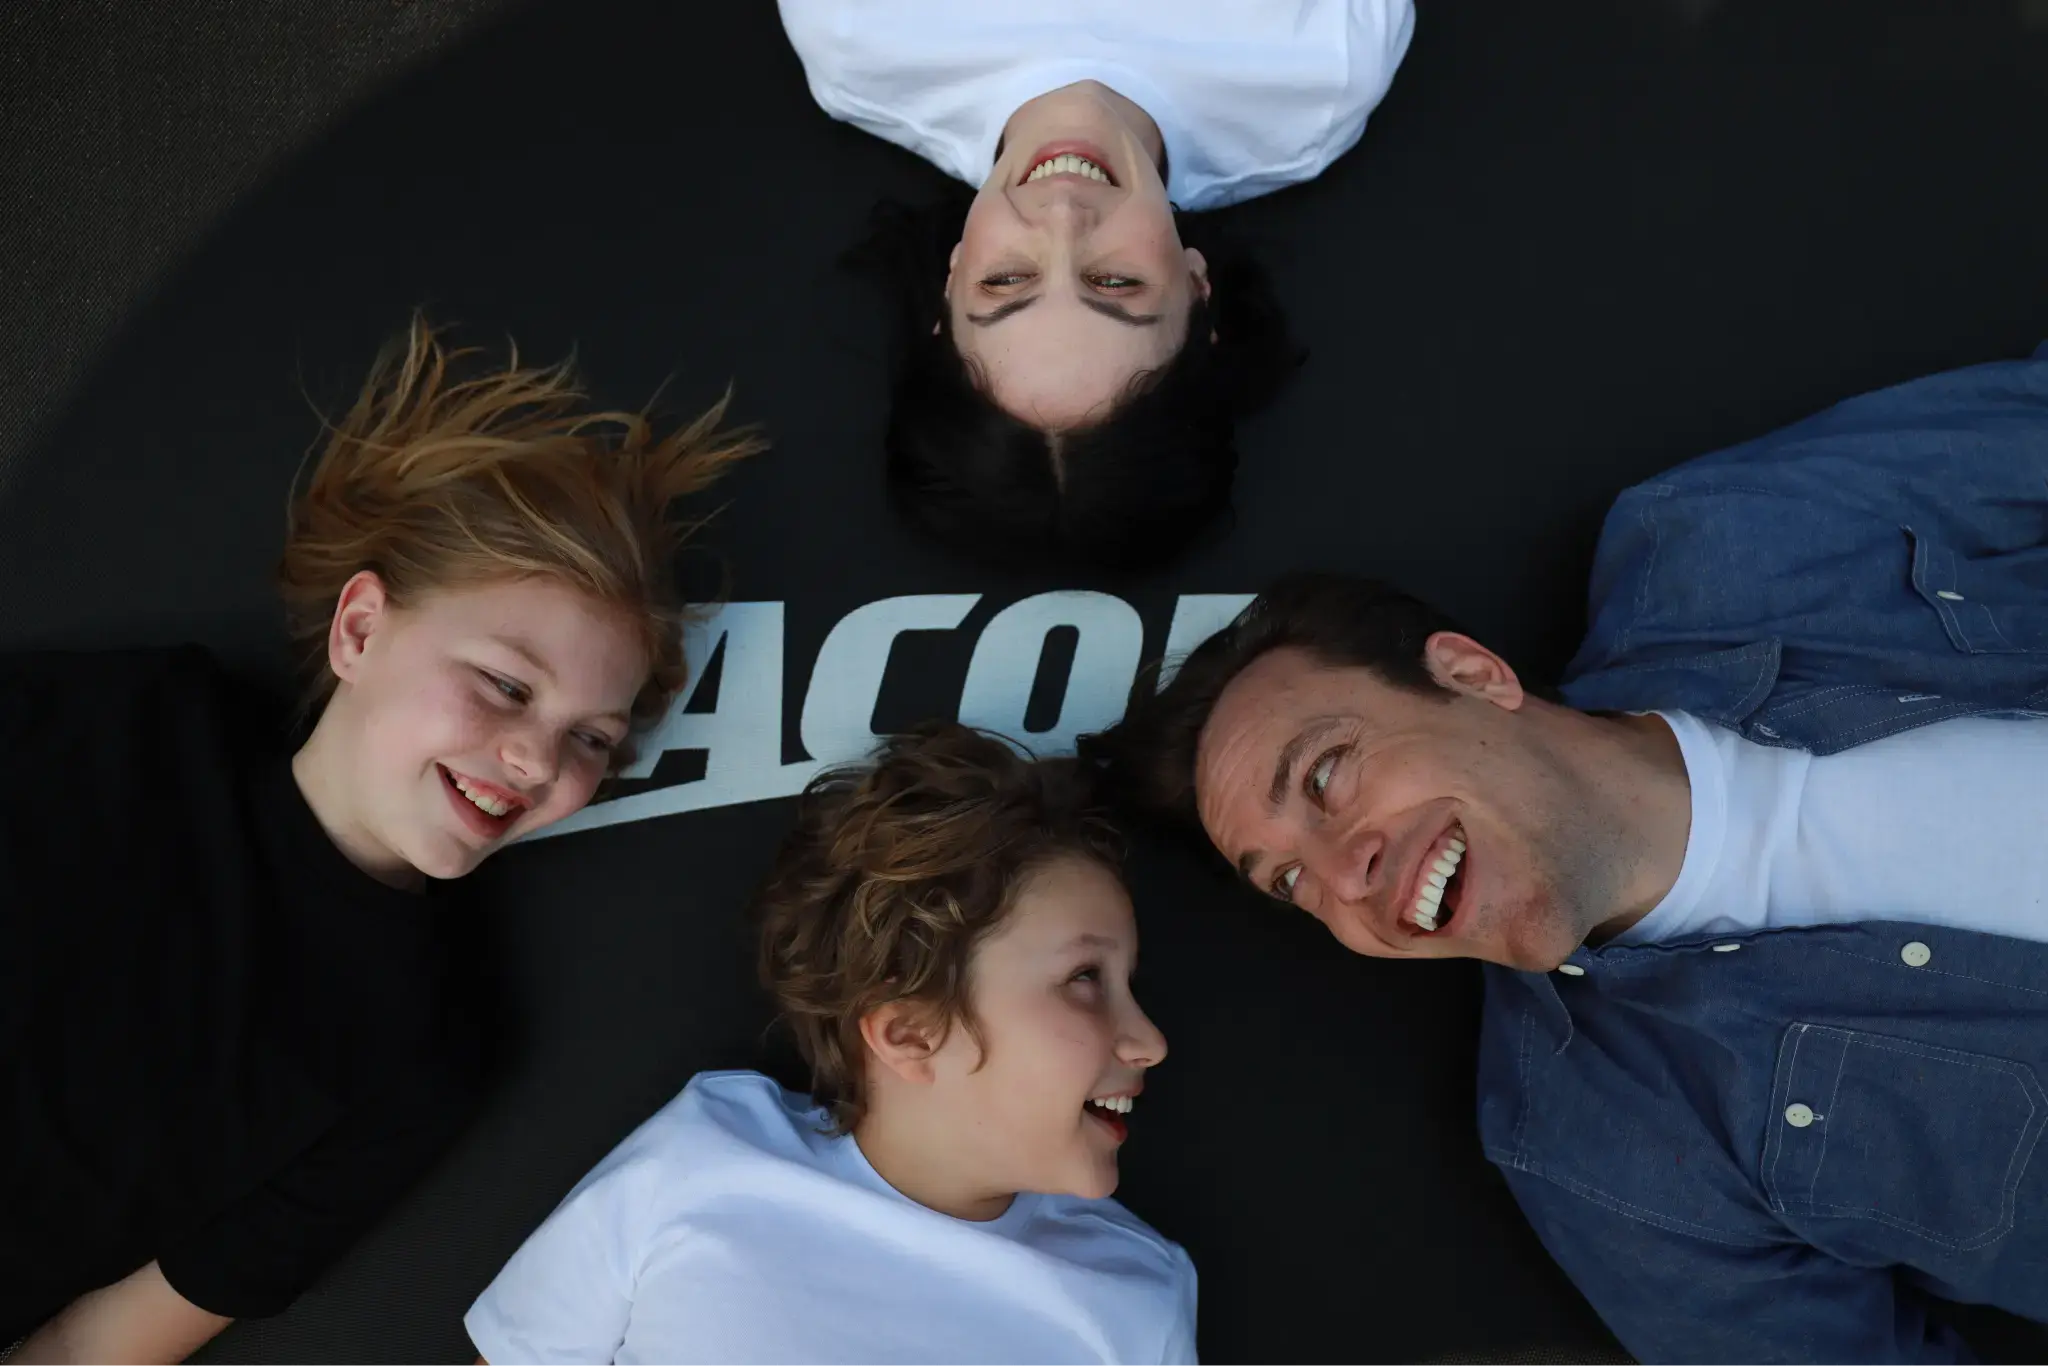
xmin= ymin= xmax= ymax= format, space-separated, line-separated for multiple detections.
xmin=845 ymin=191 xmax=1302 ymax=570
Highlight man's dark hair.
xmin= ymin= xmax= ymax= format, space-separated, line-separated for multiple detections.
xmin=1077 ymin=572 xmax=1466 ymax=825
xmin=845 ymin=193 xmax=1303 ymax=570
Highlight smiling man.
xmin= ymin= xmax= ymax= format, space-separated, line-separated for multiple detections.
xmin=1083 ymin=346 xmax=2048 ymax=1363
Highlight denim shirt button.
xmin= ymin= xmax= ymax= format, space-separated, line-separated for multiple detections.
xmin=1557 ymin=963 xmax=1587 ymax=977
xmin=1784 ymin=1103 xmax=1816 ymax=1128
xmin=1901 ymin=941 xmax=1933 ymax=967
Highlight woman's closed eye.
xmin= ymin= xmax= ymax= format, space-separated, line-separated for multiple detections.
xmin=979 ymin=269 xmax=1037 ymax=291
xmin=1085 ymin=272 xmax=1143 ymax=292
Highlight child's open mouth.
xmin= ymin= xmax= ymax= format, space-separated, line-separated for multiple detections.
xmin=438 ymin=763 xmax=527 ymax=839
xmin=1084 ymin=1094 xmax=1133 ymax=1143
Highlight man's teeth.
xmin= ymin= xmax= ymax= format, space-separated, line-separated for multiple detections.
xmin=452 ymin=774 xmax=515 ymax=819
xmin=1026 ymin=153 xmax=1111 ymax=184
xmin=1413 ymin=836 xmax=1467 ymax=933
xmin=1088 ymin=1095 xmax=1134 ymax=1115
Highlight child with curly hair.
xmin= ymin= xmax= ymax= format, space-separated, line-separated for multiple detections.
xmin=466 ymin=723 xmax=1193 ymax=1365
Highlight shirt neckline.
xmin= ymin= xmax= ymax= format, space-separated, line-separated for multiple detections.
xmin=841 ymin=1129 xmax=1043 ymax=1236
xmin=1608 ymin=711 xmax=1727 ymax=947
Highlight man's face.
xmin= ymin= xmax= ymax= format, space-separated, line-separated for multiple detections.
xmin=1193 ymin=642 xmax=1606 ymax=971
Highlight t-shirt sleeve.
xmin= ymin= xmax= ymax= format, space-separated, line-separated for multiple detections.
xmin=464 ymin=1133 xmax=667 ymax=1366
xmin=155 ymin=1063 xmax=477 ymax=1320
xmin=1159 ymin=1245 xmax=1200 ymax=1365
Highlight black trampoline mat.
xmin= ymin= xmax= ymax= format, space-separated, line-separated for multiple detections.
xmin=3 ymin=1 xmax=2047 ymax=1361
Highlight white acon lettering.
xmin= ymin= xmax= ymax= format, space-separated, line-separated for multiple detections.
xmin=531 ymin=591 xmax=1253 ymax=839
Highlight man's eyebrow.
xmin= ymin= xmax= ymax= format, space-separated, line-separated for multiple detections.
xmin=1267 ymin=717 xmax=1345 ymax=811
xmin=1079 ymin=296 xmax=1162 ymax=327
xmin=966 ymin=296 xmax=1038 ymax=327
xmin=1230 ymin=717 xmax=1346 ymax=891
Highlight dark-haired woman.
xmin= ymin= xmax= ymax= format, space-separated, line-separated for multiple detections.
xmin=779 ymin=0 xmax=1415 ymax=568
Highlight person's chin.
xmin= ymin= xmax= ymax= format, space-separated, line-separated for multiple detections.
xmin=402 ymin=825 xmax=488 ymax=882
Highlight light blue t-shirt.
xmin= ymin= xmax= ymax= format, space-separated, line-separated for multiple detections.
xmin=777 ymin=0 xmax=1415 ymax=212
xmin=466 ymin=1070 xmax=1198 ymax=1365
xmin=1618 ymin=710 xmax=2048 ymax=946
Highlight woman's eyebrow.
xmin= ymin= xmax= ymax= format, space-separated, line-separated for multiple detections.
xmin=966 ymin=296 xmax=1162 ymax=328
xmin=966 ymin=296 xmax=1039 ymax=326
xmin=1079 ymin=297 xmax=1162 ymax=326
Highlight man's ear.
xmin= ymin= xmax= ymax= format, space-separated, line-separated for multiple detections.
xmin=327 ymin=569 xmax=392 ymax=687
xmin=859 ymin=1000 xmax=947 ymax=1085
xmin=1422 ymin=632 xmax=1526 ymax=711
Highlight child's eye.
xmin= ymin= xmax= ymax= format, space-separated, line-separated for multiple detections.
xmin=1068 ymin=966 xmax=1101 ymax=985
xmin=481 ymin=670 xmax=528 ymax=704
xmin=575 ymin=731 xmax=614 ymax=754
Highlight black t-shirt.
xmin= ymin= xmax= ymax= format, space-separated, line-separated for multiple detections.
xmin=0 ymin=646 xmax=481 ymax=1340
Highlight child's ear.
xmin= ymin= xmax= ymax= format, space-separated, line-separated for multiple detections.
xmin=859 ymin=1002 xmax=944 ymax=1085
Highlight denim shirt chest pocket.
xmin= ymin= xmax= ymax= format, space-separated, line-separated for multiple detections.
xmin=1909 ymin=527 xmax=2048 ymax=656
xmin=1763 ymin=1021 xmax=2048 ymax=1252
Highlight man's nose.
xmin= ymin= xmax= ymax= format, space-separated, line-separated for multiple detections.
xmin=1319 ymin=826 xmax=1387 ymax=906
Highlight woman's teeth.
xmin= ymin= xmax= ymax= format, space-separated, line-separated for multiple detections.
xmin=1026 ymin=153 xmax=1111 ymax=184
xmin=452 ymin=774 xmax=514 ymax=819
xmin=1088 ymin=1095 xmax=1134 ymax=1116
xmin=1414 ymin=836 xmax=1467 ymax=933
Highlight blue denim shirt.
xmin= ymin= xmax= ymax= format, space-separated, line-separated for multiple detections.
xmin=1478 ymin=345 xmax=2048 ymax=1363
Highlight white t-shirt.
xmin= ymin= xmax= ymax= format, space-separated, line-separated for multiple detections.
xmin=465 ymin=1071 xmax=1199 ymax=1366
xmin=1615 ymin=710 xmax=2048 ymax=947
xmin=776 ymin=0 xmax=1416 ymax=212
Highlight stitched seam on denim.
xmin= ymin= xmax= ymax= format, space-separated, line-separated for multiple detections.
xmin=1620 ymin=498 xmax=1663 ymax=659
xmin=1807 ymin=944 xmax=2048 ymax=1001
xmin=1766 ymin=685 xmax=1861 ymax=720
xmin=1824 ymin=706 xmax=1981 ymax=747
xmin=1785 ymin=1031 xmax=2045 ymax=1251
xmin=1511 ymin=1006 xmax=1534 ymax=1163
xmin=1981 ymin=602 xmax=2015 ymax=651
xmin=1811 ymin=1030 xmax=1848 ymax=1207
xmin=1514 ymin=1166 xmax=1762 ymax=1247
xmin=1766 ymin=1025 xmax=1806 ymax=1208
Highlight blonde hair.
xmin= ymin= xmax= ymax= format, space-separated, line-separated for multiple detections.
xmin=278 ymin=316 xmax=763 ymax=736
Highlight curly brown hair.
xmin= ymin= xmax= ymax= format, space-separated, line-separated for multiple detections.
xmin=278 ymin=314 xmax=764 ymax=744
xmin=755 ymin=722 xmax=1123 ymax=1132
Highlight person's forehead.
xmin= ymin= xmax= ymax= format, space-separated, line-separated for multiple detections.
xmin=424 ymin=578 xmax=645 ymax=694
xmin=990 ymin=858 xmax=1135 ymax=953
xmin=1195 ymin=650 xmax=1367 ymax=824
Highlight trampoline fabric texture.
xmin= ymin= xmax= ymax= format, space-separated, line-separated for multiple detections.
xmin=3 ymin=0 xmax=2047 ymax=1361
